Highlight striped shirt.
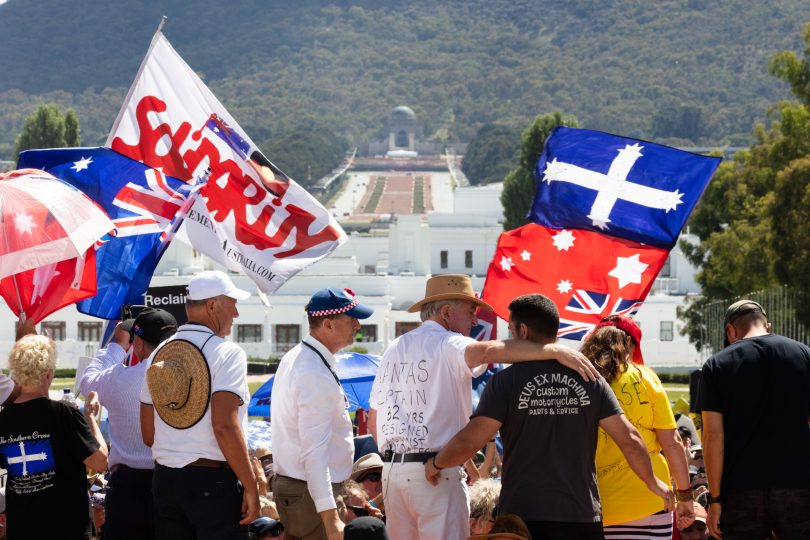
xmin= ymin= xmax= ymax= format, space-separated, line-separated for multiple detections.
xmin=79 ymin=343 xmax=154 ymax=470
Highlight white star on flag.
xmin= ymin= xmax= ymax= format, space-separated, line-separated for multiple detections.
xmin=556 ymin=279 xmax=573 ymax=294
xmin=71 ymin=156 xmax=93 ymax=172
xmin=551 ymin=229 xmax=575 ymax=251
xmin=14 ymin=211 xmax=36 ymax=235
xmin=520 ymin=250 xmax=531 ymax=261
xmin=499 ymin=256 xmax=514 ymax=272
xmin=608 ymin=254 xmax=649 ymax=289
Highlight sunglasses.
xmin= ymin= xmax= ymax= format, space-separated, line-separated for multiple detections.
xmin=347 ymin=505 xmax=370 ymax=518
xmin=359 ymin=472 xmax=381 ymax=482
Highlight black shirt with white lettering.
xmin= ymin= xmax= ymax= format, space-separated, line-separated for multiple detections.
xmin=0 ymin=398 xmax=99 ymax=539
xmin=475 ymin=361 xmax=622 ymax=523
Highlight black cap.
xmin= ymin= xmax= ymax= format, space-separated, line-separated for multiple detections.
xmin=131 ymin=308 xmax=177 ymax=347
xmin=344 ymin=517 xmax=390 ymax=540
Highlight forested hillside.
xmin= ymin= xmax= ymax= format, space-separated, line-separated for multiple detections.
xmin=0 ymin=0 xmax=806 ymax=163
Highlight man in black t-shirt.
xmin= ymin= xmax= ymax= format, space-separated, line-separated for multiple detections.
xmin=698 ymin=299 xmax=810 ymax=539
xmin=427 ymin=294 xmax=672 ymax=540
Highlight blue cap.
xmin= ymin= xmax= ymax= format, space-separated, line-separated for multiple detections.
xmin=306 ymin=288 xmax=373 ymax=319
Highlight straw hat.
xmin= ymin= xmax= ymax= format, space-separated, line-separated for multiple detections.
xmin=351 ymin=452 xmax=384 ymax=481
xmin=146 ymin=340 xmax=211 ymax=429
xmin=468 ymin=514 xmax=532 ymax=540
xmin=407 ymin=274 xmax=493 ymax=313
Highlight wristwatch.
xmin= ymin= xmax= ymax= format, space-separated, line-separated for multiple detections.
xmin=707 ymin=493 xmax=721 ymax=505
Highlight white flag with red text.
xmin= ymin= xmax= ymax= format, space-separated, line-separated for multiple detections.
xmin=107 ymin=32 xmax=346 ymax=293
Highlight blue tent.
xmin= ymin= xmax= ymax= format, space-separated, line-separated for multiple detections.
xmin=248 ymin=352 xmax=380 ymax=417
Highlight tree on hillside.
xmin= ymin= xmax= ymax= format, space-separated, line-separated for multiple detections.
xmin=260 ymin=126 xmax=347 ymax=187
xmin=14 ymin=104 xmax=81 ymax=158
xmin=500 ymin=112 xmax=578 ymax=231
xmin=678 ymin=22 xmax=810 ymax=349
xmin=462 ymin=124 xmax=520 ymax=186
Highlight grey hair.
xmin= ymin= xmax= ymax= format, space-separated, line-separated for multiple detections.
xmin=469 ymin=478 xmax=501 ymax=530
xmin=420 ymin=299 xmax=468 ymax=322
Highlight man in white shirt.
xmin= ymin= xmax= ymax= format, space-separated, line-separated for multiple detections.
xmin=80 ymin=307 xmax=177 ymax=540
xmin=272 ymin=287 xmax=374 ymax=540
xmin=369 ymin=274 xmax=599 ymax=540
xmin=140 ymin=270 xmax=258 ymax=539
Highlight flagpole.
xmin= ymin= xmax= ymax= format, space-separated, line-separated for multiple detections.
xmin=105 ymin=16 xmax=169 ymax=146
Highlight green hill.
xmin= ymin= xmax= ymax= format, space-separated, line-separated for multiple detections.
xmin=0 ymin=0 xmax=806 ymax=162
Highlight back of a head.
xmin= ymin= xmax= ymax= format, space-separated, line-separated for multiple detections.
xmin=469 ymin=478 xmax=501 ymax=531
xmin=508 ymin=294 xmax=559 ymax=341
xmin=8 ymin=334 xmax=57 ymax=387
xmin=580 ymin=325 xmax=632 ymax=383
xmin=344 ymin=516 xmax=390 ymax=540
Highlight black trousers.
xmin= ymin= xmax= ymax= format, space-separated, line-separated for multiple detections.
xmin=153 ymin=463 xmax=247 ymax=540
xmin=104 ymin=467 xmax=155 ymax=540
xmin=722 ymin=488 xmax=810 ymax=540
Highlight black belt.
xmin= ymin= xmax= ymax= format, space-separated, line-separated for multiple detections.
xmin=110 ymin=464 xmax=153 ymax=474
xmin=383 ymin=451 xmax=437 ymax=463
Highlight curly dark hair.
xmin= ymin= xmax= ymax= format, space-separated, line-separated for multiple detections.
xmin=580 ymin=325 xmax=634 ymax=384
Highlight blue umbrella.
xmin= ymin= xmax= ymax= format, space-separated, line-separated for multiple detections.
xmin=248 ymin=352 xmax=380 ymax=417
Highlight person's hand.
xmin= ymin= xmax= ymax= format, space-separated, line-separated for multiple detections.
xmin=548 ymin=344 xmax=600 ymax=381
xmin=320 ymin=508 xmax=344 ymax=540
xmin=15 ymin=317 xmax=36 ymax=340
xmin=707 ymin=502 xmax=723 ymax=538
xmin=365 ymin=502 xmax=384 ymax=520
xmin=424 ymin=457 xmax=442 ymax=486
xmin=240 ymin=486 xmax=260 ymax=525
xmin=675 ymin=499 xmax=695 ymax=530
xmin=113 ymin=323 xmax=131 ymax=349
xmin=252 ymin=456 xmax=268 ymax=496
xmin=646 ymin=478 xmax=675 ymax=511
xmin=84 ymin=391 xmax=101 ymax=419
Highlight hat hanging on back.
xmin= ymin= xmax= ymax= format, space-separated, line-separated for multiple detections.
xmin=595 ymin=315 xmax=644 ymax=364
xmin=306 ymin=288 xmax=373 ymax=319
xmin=407 ymin=274 xmax=493 ymax=313
xmin=146 ymin=340 xmax=211 ymax=429
xmin=186 ymin=270 xmax=250 ymax=301
xmin=723 ymin=299 xmax=766 ymax=347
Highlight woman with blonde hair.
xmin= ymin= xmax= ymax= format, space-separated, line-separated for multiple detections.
xmin=0 ymin=333 xmax=108 ymax=539
xmin=581 ymin=315 xmax=694 ymax=540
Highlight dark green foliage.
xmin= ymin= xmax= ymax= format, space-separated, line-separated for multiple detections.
xmin=500 ymin=112 xmax=578 ymax=231
xmin=363 ymin=178 xmax=386 ymax=213
xmin=1 ymin=1 xmax=807 ymax=161
xmin=462 ymin=124 xmax=520 ymax=185
xmin=14 ymin=104 xmax=79 ymax=158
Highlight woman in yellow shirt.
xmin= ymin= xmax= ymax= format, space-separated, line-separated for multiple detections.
xmin=581 ymin=315 xmax=694 ymax=540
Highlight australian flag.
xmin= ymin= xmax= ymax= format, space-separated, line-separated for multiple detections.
xmin=18 ymin=147 xmax=192 ymax=319
xmin=558 ymin=290 xmax=644 ymax=340
xmin=531 ymin=127 xmax=721 ymax=249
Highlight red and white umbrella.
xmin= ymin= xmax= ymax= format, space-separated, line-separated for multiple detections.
xmin=0 ymin=169 xmax=115 ymax=321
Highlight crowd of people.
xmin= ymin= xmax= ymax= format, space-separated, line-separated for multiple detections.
xmin=0 ymin=272 xmax=806 ymax=540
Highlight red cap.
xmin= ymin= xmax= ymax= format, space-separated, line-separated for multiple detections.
xmin=594 ymin=315 xmax=644 ymax=365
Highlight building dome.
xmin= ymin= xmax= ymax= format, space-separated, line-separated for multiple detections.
xmin=391 ymin=106 xmax=416 ymax=120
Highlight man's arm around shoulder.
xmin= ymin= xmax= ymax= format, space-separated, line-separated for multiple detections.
xmin=464 ymin=339 xmax=599 ymax=381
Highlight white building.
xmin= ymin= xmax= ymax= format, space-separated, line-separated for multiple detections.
xmin=0 ymin=174 xmax=703 ymax=370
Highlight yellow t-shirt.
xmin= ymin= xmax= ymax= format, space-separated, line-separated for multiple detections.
xmin=595 ymin=364 xmax=676 ymax=526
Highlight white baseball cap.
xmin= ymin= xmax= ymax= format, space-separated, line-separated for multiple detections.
xmin=186 ymin=271 xmax=251 ymax=301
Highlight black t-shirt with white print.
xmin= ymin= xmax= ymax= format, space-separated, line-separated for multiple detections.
xmin=475 ymin=361 xmax=623 ymax=523
xmin=0 ymin=398 xmax=99 ymax=539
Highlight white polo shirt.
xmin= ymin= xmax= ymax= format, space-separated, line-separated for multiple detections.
xmin=140 ymin=323 xmax=249 ymax=468
xmin=370 ymin=320 xmax=484 ymax=453
xmin=271 ymin=335 xmax=354 ymax=512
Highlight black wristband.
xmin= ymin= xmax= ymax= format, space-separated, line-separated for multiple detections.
xmin=430 ymin=456 xmax=444 ymax=471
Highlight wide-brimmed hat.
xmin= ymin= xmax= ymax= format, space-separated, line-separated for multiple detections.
xmin=468 ymin=514 xmax=532 ymax=540
xmin=306 ymin=287 xmax=373 ymax=319
xmin=146 ymin=340 xmax=211 ymax=429
xmin=407 ymin=274 xmax=492 ymax=313
xmin=723 ymin=299 xmax=766 ymax=347
xmin=351 ymin=453 xmax=384 ymax=481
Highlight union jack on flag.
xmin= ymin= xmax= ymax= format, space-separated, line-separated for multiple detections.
xmin=558 ymin=290 xmax=643 ymax=340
